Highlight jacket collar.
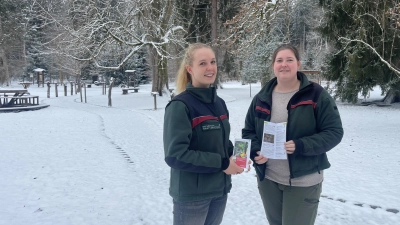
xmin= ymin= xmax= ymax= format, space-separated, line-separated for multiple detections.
xmin=185 ymin=82 xmax=217 ymax=103
xmin=258 ymin=72 xmax=311 ymax=102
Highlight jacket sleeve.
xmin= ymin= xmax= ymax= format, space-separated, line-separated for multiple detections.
xmin=242 ymin=96 xmax=261 ymax=161
xmin=293 ymin=90 xmax=344 ymax=156
xmin=228 ymin=140 xmax=234 ymax=157
xmin=163 ymin=101 xmax=228 ymax=173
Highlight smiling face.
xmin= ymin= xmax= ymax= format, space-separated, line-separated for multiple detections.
xmin=272 ymin=49 xmax=301 ymax=83
xmin=186 ymin=48 xmax=217 ymax=88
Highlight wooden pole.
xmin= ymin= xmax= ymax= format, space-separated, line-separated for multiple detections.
xmin=47 ymin=82 xmax=51 ymax=98
xmin=55 ymin=83 xmax=58 ymax=97
xmin=151 ymin=92 xmax=158 ymax=110
xmin=154 ymin=94 xmax=157 ymax=110
xmin=80 ymin=83 xmax=83 ymax=102
xmin=76 ymin=74 xmax=81 ymax=94
xmin=108 ymin=78 xmax=114 ymax=107
xmin=70 ymin=83 xmax=74 ymax=95
xmin=84 ymin=82 xmax=87 ymax=103
xmin=64 ymin=84 xmax=67 ymax=96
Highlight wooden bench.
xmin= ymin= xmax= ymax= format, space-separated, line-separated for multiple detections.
xmin=122 ymin=87 xmax=139 ymax=94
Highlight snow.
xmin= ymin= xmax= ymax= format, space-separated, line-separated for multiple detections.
xmin=1 ymin=81 xmax=399 ymax=225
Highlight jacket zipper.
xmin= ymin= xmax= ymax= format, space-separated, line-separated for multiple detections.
xmin=286 ymin=84 xmax=313 ymax=186
xmin=206 ymin=91 xmax=228 ymax=195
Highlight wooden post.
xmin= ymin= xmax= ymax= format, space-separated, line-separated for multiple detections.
xmin=70 ymin=82 xmax=74 ymax=95
xmin=76 ymin=74 xmax=81 ymax=94
xmin=47 ymin=82 xmax=51 ymax=98
xmin=80 ymin=83 xmax=83 ymax=102
xmin=108 ymin=78 xmax=115 ymax=107
xmin=102 ymin=82 xmax=106 ymax=95
xmin=84 ymin=82 xmax=87 ymax=103
xmin=55 ymin=83 xmax=58 ymax=97
xmin=251 ymin=83 xmax=255 ymax=97
xmin=151 ymin=92 xmax=158 ymax=110
xmin=64 ymin=84 xmax=67 ymax=96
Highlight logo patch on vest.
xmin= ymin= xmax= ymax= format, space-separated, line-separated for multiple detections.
xmin=202 ymin=123 xmax=221 ymax=131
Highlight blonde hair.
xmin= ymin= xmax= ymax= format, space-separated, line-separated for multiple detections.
xmin=175 ymin=43 xmax=214 ymax=94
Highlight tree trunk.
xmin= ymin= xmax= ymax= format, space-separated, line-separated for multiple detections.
xmin=211 ymin=0 xmax=220 ymax=88
xmin=0 ymin=17 xmax=10 ymax=86
xmin=0 ymin=47 xmax=10 ymax=86
xmin=151 ymin=46 xmax=159 ymax=93
xmin=108 ymin=78 xmax=115 ymax=107
xmin=157 ymin=47 xmax=169 ymax=96
xmin=149 ymin=0 xmax=173 ymax=96
xmin=383 ymin=89 xmax=400 ymax=104
xmin=150 ymin=43 xmax=169 ymax=96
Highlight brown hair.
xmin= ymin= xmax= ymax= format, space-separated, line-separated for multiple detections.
xmin=175 ymin=43 xmax=214 ymax=94
xmin=271 ymin=44 xmax=300 ymax=66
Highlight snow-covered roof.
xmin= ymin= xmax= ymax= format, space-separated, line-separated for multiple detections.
xmin=33 ymin=68 xmax=45 ymax=72
xmin=125 ymin=70 xmax=136 ymax=73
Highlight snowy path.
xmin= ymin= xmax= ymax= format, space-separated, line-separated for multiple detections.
xmin=1 ymin=83 xmax=399 ymax=225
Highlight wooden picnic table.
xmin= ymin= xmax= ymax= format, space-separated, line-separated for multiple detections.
xmin=0 ymin=89 xmax=33 ymax=108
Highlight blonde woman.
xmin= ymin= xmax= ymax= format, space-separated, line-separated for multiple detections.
xmin=163 ymin=43 xmax=243 ymax=225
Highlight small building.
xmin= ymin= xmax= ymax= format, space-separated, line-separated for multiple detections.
xmin=33 ymin=68 xmax=46 ymax=87
xmin=125 ymin=70 xmax=136 ymax=87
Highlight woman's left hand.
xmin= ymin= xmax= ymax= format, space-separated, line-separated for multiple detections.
xmin=284 ymin=140 xmax=296 ymax=154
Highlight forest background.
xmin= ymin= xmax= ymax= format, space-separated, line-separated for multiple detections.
xmin=1 ymin=0 xmax=400 ymax=104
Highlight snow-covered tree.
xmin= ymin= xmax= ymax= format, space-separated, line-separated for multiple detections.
xmin=28 ymin=0 xmax=186 ymax=95
xmin=223 ymin=0 xmax=326 ymax=85
xmin=0 ymin=0 xmax=27 ymax=85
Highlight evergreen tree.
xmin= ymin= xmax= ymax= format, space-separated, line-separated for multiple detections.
xmin=0 ymin=0 xmax=27 ymax=85
xmin=24 ymin=0 xmax=52 ymax=80
xmin=319 ymin=0 xmax=400 ymax=103
xmin=133 ymin=48 xmax=150 ymax=84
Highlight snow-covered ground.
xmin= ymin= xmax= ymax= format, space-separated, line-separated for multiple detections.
xmin=1 ymin=81 xmax=399 ymax=225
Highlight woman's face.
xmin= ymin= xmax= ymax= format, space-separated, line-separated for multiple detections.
xmin=273 ymin=49 xmax=300 ymax=82
xmin=186 ymin=48 xmax=217 ymax=88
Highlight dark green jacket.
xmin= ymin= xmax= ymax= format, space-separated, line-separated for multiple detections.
xmin=163 ymin=83 xmax=233 ymax=202
xmin=242 ymin=73 xmax=343 ymax=182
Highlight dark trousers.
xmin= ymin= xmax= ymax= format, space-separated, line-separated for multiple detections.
xmin=257 ymin=178 xmax=322 ymax=225
xmin=173 ymin=195 xmax=227 ymax=225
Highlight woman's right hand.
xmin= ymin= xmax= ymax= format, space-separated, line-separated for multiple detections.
xmin=223 ymin=157 xmax=244 ymax=175
xmin=254 ymin=151 xmax=268 ymax=164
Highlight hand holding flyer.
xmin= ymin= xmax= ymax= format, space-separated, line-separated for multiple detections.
xmin=260 ymin=121 xmax=287 ymax=159
xmin=233 ymin=139 xmax=251 ymax=172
